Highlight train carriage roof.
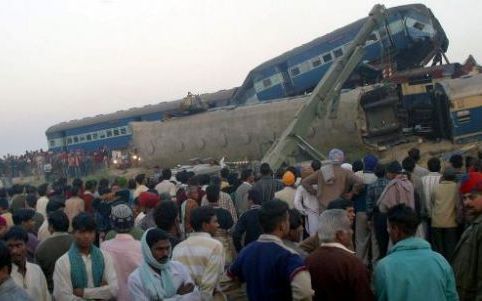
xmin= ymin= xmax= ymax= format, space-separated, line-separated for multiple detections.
xmin=437 ymin=73 xmax=482 ymax=101
xmin=46 ymin=88 xmax=237 ymax=134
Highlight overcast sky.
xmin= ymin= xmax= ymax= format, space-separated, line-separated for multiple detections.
xmin=0 ymin=0 xmax=480 ymax=156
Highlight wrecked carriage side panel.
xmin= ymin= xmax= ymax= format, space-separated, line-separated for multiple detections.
xmin=131 ymin=91 xmax=364 ymax=167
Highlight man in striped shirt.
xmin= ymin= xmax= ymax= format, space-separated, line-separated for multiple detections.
xmin=172 ymin=206 xmax=225 ymax=301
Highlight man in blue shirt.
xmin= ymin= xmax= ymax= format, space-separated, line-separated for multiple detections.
xmin=228 ymin=200 xmax=314 ymax=301
xmin=374 ymin=204 xmax=458 ymax=301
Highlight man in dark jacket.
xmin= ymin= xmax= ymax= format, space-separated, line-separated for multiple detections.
xmin=251 ymin=163 xmax=283 ymax=204
xmin=451 ymin=173 xmax=482 ymax=301
xmin=232 ymin=189 xmax=263 ymax=252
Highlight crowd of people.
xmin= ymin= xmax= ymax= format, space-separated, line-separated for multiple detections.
xmin=0 ymin=147 xmax=480 ymax=301
xmin=0 ymin=148 xmax=111 ymax=180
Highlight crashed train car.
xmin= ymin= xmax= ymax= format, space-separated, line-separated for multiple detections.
xmin=46 ymin=3 xmax=448 ymax=154
xmin=131 ymin=72 xmax=482 ymax=167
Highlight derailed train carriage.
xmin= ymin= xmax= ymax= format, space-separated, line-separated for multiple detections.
xmin=46 ymin=3 xmax=450 ymax=154
xmin=131 ymin=71 xmax=482 ymax=167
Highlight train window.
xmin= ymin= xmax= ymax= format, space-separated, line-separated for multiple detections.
xmin=67 ymin=138 xmax=72 ymax=145
xmin=333 ymin=48 xmax=343 ymax=58
xmin=106 ymin=130 xmax=113 ymax=137
xmin=456 ymin=110 xmax=471 ymax=123
xmin=86 ymin=134 xmax=92 ymax=141
xmin=113 ymin=129 xmax=120 ymax=136
xmin=79 ymin=135 xmax=85 ymax=142
xmin=263 ymin=78 xmax=272 ymax=88
xmin=413 ymin=22 xmax=425 ymax=31
xmin=93 ymin=133 xmax=98 ymax=140
xmin=73 ymin=136 xmax=79 ymax=143
xmin=99 ymin=132 xmax=106 ymax=139
xmin=49 ymin=140 xmax=55 ymax=147
xmin=322 ymin=53 xmax=332 ymax=63
xmin=120 ymin=127 xmax=127 ymax=135
xmin=290 ymin=67 xmax=300 ymax=77
xmin=311 ymin=58 xmax=321 ymax=68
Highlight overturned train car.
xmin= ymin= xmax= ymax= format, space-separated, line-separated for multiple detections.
xmin=131 ymin=73 xmax=482 ymax=167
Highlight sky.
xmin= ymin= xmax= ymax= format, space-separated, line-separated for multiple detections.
xmin=0 ymin=0 xmax=481 ymax=156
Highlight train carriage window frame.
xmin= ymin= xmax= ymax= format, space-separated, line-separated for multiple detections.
xmin=99 ymin=131 xmax=106 ymax=139
xmin=322 ymin=53 xmax=332 ymax=63
xmin=368 ymin=33 xmax=378 ymax=42
xmin=263 ymin=78 xmax=272 ymax=88
xmin=79 ymin=135 xmax=85 ymax=142
xmin=333 ymin=48 xmax=343 ymax=58
xmin=73 ymin=136 xmax=79 ymax=143
xmin=92 ymin=133 xmax=98 ymax=140
xmin=311 ymin=58 xmax=322 ymax=68
xmin=413 ymin=22 xmax=425 ymax=31
xmin=49 ymin=140 xmax=55 ymax=147
xmin=290 ymin=67 xmax=300 ymax=77
xmin=86 ymin=134 xmax=92 ymax=141
xmin=120 ymin=127 xmax=127 ymax=135
xmin=113 ymin=129 xmax=120 ymax=136
xmin=106 ymin=130 xmax=113 ymax=138
xmin=67 ymin=138 xmax=73 ymax=145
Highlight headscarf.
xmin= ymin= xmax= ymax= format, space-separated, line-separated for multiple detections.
xmin=139 ymin=192 xmax=160 ymax=208
xmin=139 ymin=228 xmax=177 ymax=300
xmin=110 ymin=204 xmax=134 ymax=232
xmin=282 ymin=171 xmax=296 ymax=186
xmin=328 ymin=148 xmax=345 ymax=164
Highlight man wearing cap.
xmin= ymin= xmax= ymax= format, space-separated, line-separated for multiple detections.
xmin=275 ymin=171 xmax=297 ymax=208
xmin=101 ymin=204 xmax=142 ymax=301
xmin=451 ymin=172 xmax=482 ymax=301
xmin=137 ymin=192 xmax=161 ymax=231
xmin=302 ymin=148 xmax=361 ymax=211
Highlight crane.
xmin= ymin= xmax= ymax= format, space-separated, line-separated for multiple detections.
xmin=261 ymin=4 xmax=388 ymax=170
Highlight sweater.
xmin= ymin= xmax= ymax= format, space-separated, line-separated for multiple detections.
xmin=374 ymin=237 xmax=458 ymax=301
xmin=305 ymin=243 xmax=373 ymax=301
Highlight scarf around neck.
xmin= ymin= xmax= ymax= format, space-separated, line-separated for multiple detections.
xmin=68 ymin=243 xmax=105 ymax=289
xmin=139 ymin=228 xmax=177 ymax=300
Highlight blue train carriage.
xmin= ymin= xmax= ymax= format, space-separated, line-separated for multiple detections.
xmin=45 ymin=88 xmax=237 ymax=153
xmin=231 ymin=3 xmax=448 ymax=105
xmin=433 ymin=74 xmax=482 ymax=144
xmin=45 ymin=101 xmax=180 ymax=152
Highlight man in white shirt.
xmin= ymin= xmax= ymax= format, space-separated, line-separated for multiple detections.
xmin=5 ymin=226 xmax=50 ymax=301
xmin=155 ymin=169 xmax=177 ymax=198
xmin=36 ymin=183 xmax=50 ymax=220
xmin=133 ymin=174 xmax=149 ymax=199
xmin=53 ymin=212 xmax=118 ymax=301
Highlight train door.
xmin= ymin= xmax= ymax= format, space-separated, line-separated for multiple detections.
xmin=276 ymin=63 xmax=296 ymax=97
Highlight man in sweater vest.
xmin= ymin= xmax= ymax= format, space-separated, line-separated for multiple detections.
xmin=228 ymin=200 xmax=314 ymax=301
